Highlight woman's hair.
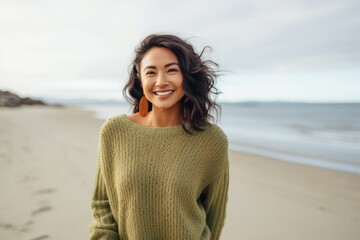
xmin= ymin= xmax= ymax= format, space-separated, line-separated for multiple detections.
xmin=123 ymin=33 xmax=221 ymax=133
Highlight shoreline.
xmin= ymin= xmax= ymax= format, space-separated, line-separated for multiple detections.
xmin=229 ymin=143 xmax=360 ymax=175
xmin=1 ymin=106 xmax=360 ymax=239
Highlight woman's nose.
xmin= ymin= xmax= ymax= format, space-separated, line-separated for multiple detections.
xmin=155 ymin=72 xmax=168 ymax=86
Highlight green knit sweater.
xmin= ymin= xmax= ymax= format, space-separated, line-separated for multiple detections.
xmin=89 ymin=115 xmax=229 ymax=240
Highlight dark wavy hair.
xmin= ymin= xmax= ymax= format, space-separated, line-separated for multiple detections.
xmin=123 ymin=34 xmax=221 ymax=133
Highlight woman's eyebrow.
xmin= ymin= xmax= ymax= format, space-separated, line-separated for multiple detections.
xmin=164 ymin=62 xmax=179 ymax=68
xmin=143 ymin=65 xmax=156 ymax=70
xmin=143 ymin=62 xmax=179 ymax=71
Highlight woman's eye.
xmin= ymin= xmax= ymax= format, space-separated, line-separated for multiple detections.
xmin=146 ymin=71 xmax=156 ymax=76
xmin=168 ymin=68 xmax=178 ymax=73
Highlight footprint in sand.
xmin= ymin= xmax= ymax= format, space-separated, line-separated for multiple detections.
xmin=31 ymin=205 xmax=52 ymax=216
xmin=29 ymin=235 xmax=50 ymax=240
xmin=33 ymin=188 xmax=55 ymax=195
xmin=0 ymin=222 xmax=16 ymax=230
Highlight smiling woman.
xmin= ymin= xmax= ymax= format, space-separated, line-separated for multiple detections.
xmin=124 ymin=34 xmax=221 ymax=132
xmin=89 ymin=34 xmax=229 ymax=240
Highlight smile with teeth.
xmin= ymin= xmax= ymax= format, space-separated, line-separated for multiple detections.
xmin=154 ymin=90 xmax=174 ymax=96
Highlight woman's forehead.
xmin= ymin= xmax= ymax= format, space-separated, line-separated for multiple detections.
xmin=140 ymin=47 xmax=178 ymax=69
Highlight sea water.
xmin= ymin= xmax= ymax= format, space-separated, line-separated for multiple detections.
xmin=220 ymin=102 xmax=360 ymax=175
xmin=80 ymin=102 xmax=360 ymax=174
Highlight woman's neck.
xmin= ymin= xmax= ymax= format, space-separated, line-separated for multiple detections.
xmin=145 ymin=107 xmax=183 ymax=127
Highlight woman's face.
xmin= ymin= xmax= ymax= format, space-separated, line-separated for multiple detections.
xmin=139 ymin=47 xmax=185 ymax=112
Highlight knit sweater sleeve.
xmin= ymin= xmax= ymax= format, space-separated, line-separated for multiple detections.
xmin=89 ymin=121 xmax=120 ymax=240
xmin=203 ymin=133 xmax=229 ymax=240
xmin=203 ymin=168 xmax=229 ymax=240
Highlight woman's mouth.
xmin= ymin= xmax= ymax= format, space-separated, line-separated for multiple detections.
xmin=154 ymin=90 xmax=174 ymax=96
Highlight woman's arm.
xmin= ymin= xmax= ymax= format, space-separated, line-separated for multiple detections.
xmin=89 ymin=160 xmax=120 ymax=240
xmin=89 ymin=121 xmax=120 ymax=240
xmin=203 ymin=167 xmax=229 ymax=240
xmin=202 ymin=132 xmax=229 ymax=240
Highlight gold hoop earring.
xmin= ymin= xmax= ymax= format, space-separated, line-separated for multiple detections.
xmin=139 ymin=96 xmax=149 ymax=117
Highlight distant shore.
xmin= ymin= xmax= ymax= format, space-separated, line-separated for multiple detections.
xmin=0 ymin=106 xmax=360 ymax=240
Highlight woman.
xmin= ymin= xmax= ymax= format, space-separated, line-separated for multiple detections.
xmin=90 ymin=34 xmax=229 ymax=240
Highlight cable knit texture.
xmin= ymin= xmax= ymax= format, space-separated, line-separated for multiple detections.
xmin=89 ymin=114 xmax=229 ymax=240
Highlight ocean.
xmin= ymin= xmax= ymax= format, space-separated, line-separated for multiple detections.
xmin=79 ymin=102 xmax=360 ymax=175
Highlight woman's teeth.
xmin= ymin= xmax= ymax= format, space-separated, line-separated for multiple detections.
xmin=155 ymin=91 xmax=173 ymax=96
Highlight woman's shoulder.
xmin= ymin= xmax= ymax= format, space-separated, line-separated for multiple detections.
xmin=202 ymin=123 xmax=228 ymax=141
xmin=99 ymin=114 xmax=128 ymax=136
xmin=192 ymin=123 xmax=228 ymax=151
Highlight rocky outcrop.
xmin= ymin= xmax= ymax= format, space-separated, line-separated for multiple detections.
xmin=0 ymin=90 xmax=47 ymax=107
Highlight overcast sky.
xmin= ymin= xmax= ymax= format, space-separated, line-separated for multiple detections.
xmin=1 ymin=0 xmax=359 ymax=102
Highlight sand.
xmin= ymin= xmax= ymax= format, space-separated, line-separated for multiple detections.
xmin=0 ymin=106 xmax=359 ymax=240
xmin=222 ymin=151 xmax=360 ymax=240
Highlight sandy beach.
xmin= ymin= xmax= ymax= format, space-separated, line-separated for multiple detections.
xmin=1 ymin=106 xmax=359 ymax=240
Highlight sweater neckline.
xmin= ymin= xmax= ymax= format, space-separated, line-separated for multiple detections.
xmin=121 ymin=114 xmax=185 ymax=135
